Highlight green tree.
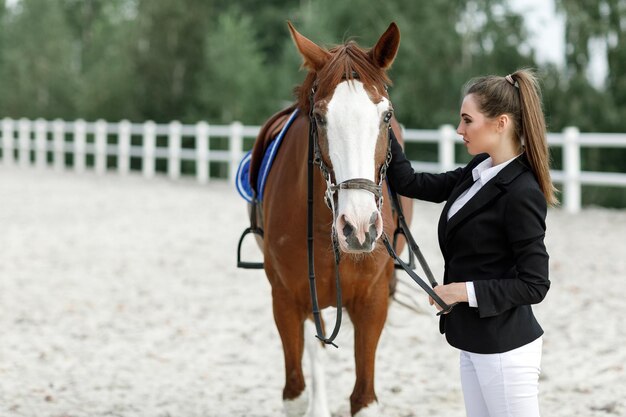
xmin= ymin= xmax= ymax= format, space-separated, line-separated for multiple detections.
xmin=213 ymin=0 xmax=297 ymax=63
xmin=551 ymin=0 xmax=626 ymax=131
xmin=196 ymin=10 xmax=273 ymax=123
xmin=552 ymin=0 xmax=626 ymax=207
xmin=133 ymin=0 xmax=212 ymax=122
xmin=279 ymin=0 xmax=536 ymax=129
xmin=0 ymin=0 xmax=77 ymax=119
xmin=0 ymin=0 xmax=6 ymax=112
xmin=603 ymin=1 xmax=626 ymax=119
xmin=60 ymin=0 xmax=138 ymax=120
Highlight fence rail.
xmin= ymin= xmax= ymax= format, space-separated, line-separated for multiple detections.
xmin=2 ymin=117 xmax=626 ymax=213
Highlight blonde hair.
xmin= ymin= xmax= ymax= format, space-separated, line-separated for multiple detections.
xmin=463 ymin=69 xmax=558 ymax=206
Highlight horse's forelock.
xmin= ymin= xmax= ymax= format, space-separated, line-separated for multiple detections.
xmin=296 ymin=42 xmax=391 ymax=113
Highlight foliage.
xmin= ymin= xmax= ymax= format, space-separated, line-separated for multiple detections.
xmin=0 ymin=0 xmax=77 ymax=119
xmin=132 ymin=0 xmax=213 ymax=122
xmin=195 ymin=9 xmax=274 ymax=124
xmin=0 ymin=0 xmax=616 ymax=127
xmin=62 ymin=0 xmax=139 ymax=120
xmin=551 ymin=0 xmax=626 ymax=206
xmin=550 ymin=0 xmax=626 ymax=131
xmin=0 ymin=0 xmax=625 ymax=206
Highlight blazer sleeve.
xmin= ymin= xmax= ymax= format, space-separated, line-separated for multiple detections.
xmin=473 ymin=184 xmax=551 ymax=318
xmin=386 ymin=129 xmax=464 ymax=202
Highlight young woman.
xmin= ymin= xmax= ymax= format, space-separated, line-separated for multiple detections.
xmin=387 ymin=69 xmax=556 ymax=417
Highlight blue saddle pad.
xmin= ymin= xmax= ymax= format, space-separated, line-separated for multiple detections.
xmin=236 ymin=108 xmax=300 ymax=203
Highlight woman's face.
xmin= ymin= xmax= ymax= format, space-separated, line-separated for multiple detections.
xmin=456 ymin=94 xmax=499 ymax=156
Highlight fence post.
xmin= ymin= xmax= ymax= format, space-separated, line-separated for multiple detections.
xmin=563 ymin=127 xmax=581 ymax=213
xmin=74 ymin=119 xmax=86 ymax=173
xmin=53 ymin=119 xmax=65 ymax=171
xmin=2 ymin=118 xmax=15 ymax=166
xmin=95 ymin=119 xmax=108 ymax=175
xmin=196 ymin=121 xmax=209 ymax=184
xmin=34 ymin=119 xmax=47 ymax=169
xmin=168 ymin=121 xmax=181 ymax=180
xmin=229 ymin=121 xmax=243 ymax=185
xmin=439 ymin=124 xmax=456 ymax=172
xmin=143 ymin=121 xmax=156 ymax=179
xmin=118 ymin=120 xmax=131 ymax=175
xmin=18 ymin=118 xmax=31 ymax=168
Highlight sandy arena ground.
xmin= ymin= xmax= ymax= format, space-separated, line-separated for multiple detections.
xmin=0 ymin=166 xmax=624 ymax=417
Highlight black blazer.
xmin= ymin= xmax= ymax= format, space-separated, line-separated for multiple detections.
xmin=387 ymin=132 xmax=550 ymax=354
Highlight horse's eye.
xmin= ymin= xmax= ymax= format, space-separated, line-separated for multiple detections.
xmin=383 ymin=111 xmax=393 ymax=123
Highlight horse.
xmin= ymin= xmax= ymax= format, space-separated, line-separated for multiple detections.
xmin=250 ymin=22 xmax=412 ymax=416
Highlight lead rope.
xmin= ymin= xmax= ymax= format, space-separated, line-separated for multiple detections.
xmin=382 ymin=128 xmax=457 ymax=314
xmin=387 ymin=184 xmax=437 ymax=286
xmin=381 ymin=233 xmax=456 ymax=315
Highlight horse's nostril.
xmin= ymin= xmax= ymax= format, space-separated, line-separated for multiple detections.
xmin=343 ymin=221 xmax=355 ymax=238
xmin=368 ymin=211 xmax=381 ymax=238
xmin=338 ymin=213 xmax=379 ymax=252
xmin=368 ymin=222 xmax=377 ymax=241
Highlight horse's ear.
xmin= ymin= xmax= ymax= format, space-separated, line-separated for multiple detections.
xmin=287 ymin=21 xmax=331 ymax=72
xmin=369 ymin=22 xmax=400 ymax=70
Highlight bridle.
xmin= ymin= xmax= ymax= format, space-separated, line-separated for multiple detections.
xmin=309 ymin=80 xmax=392 ymax=215
xmin=306 ymin=75 xmax=455 ymax=348
xmin=306 ymin=76 xmax=390 ymax=347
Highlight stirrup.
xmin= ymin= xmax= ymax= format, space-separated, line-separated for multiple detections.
xmin=392 ymin=227 xmax=416 ymax=270
xmin=236 ymin=227 xmax=264 ymax=269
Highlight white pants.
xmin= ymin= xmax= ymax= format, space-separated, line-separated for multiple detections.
xmin=460 ymin=337 xmax=542 ymax=417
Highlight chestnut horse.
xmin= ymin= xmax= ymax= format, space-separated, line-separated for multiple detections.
xmin=254 ymin=22 xmax=411 ymax=416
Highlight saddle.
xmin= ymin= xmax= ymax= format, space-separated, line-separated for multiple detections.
xmin=236 ymin=105 xmax=299 ymax=202
xmin=235 ymin=105 xmax=299 ymax=269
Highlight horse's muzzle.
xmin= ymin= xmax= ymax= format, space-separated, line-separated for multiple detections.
xmin=338 ymin=211 xmax=381 ymax=253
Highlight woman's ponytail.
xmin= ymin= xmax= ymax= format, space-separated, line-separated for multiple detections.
xmin=464 ymin=69 xmax=558 ymax=205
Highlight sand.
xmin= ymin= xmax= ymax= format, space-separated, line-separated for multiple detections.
xmin=0 ymin=165 xmax=624 ymax=417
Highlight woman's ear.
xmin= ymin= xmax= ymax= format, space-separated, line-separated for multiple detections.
xmin=496 ymin=114 xmax=510 ymax=133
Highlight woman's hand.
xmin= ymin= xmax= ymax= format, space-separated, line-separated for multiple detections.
xmin=428 ymin=282 xmax=469 ymax=313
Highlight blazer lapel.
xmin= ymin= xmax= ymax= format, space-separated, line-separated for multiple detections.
xmin=445 ymin=181 xmax=504 ymax=237
xmin=444 ymin=154 xmax=530 ymax=240
xmin=438 ymin=174 xmax=474 ymax=249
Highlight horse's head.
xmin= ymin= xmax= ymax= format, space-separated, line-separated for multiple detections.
xmin=288 ymin=22 xmax=400 ymax=254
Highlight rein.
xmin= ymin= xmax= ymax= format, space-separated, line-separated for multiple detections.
xmin=305 ymin=80 xmax=456 ymax=348
xmin=306 ymin=84 xmax=343 ymax=347
xmin=308 ymin=80 xmax=390 ymax=347
xmin=382 ymin=189 xmax=458 ymax=315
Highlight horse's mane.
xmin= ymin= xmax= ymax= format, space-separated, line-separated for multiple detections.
xmin=294 ymin=41 xmax=392 ymax=114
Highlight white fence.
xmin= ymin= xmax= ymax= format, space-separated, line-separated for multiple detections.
xmin=1 ymin=118 xmax=626 ymax=213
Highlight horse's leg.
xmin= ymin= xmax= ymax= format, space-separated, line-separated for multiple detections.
xmin=303 ymin=319 xmax=331 ymax=417
xmin=347 ymin=281 xmax=390 ymax=416
xmin=272 ymin=290 xmax=308 ymax=416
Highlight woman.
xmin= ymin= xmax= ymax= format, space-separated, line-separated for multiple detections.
xmin=387 ymin=69 xmax=556 ymax=417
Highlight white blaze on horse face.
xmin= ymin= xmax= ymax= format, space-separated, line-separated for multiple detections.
xmin=326 ymin=80 xmax=389 ymax=252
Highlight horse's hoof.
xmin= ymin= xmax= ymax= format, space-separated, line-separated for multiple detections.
xmin=353 ymin=401 xmax=381 ymax=417
xmin=284 ymin=392 xmax=308 ymax=417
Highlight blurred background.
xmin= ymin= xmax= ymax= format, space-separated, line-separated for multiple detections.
xmin=0 ymin=0 xmax=625 ymax=207
xmin=0 ymin=2 xmax=625 ymax=416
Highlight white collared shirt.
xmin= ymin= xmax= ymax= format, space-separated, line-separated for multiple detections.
xmin=447 ymin=154 xmax=520 ymax=307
